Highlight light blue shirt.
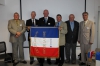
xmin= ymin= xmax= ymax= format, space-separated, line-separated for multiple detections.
xmin=70 ymin=22 xmax=74 ymax=31
xmin=56 ymin=22 xmax=61 ymax=27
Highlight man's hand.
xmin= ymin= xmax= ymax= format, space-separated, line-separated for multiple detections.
xmin=16 ymin=32 xmax=21 ymax=36
xmin=78 ymin=41 xmax=80 ymax=44
xmin=27 ymin=26 xmax=31 ymax=30
xmin=89 ymin=42 xmax=93 ymax=45
xmin=15 ymin=34 xmax=19 ymax=38
xmin=58 ymin=26 xmax=62 ymax=30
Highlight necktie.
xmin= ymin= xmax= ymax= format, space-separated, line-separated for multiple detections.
xmin=84 ymin=22 xmax=85 ymax=27
xmin=57 ymin=22 xmax=59 ymax=27
xmin=16 ymin=20 xmax=19 ymax=26
xmin=45 ymin=18 xmax=47 ymax=23
xmin=32 ymin=19 xmax=34 ymax=26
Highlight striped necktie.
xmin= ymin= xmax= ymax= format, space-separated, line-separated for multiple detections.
xmin=32 ymin=19 xmax=34 ymax=26
xmin=16 ymin=20 xmax=19 ymax=26
xmin=45 ymin=18 xmax=47 ymax=23
xmin=57 ymin=22 xmax=59 ymax=27
xmin=84 ymin=22 xmax=85 ymax=27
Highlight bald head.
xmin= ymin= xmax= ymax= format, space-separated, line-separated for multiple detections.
xmin=31 ymin=11 xmax=36 ymax=19
xmin=43 ymin=9 xmax=49 ymax=17
xmin=69 ymin=14 xmax=75 ymax=22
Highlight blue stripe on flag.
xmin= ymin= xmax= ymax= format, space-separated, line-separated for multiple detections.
xmin=30 ymin=27 xmax=59 ymax=38
xmin=88 ymin=52 xmax=90 ymax=58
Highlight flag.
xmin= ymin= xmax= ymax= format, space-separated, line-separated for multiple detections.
xmin=88 ymin=51 xmax=94 ymax=58
xmin=30 ymin=27 xmax=59 ymax=58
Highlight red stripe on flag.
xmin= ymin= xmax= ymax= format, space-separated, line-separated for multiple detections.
xmin=30 ymin=46 xmax=59 ymax=58
xmin=90 ymin=51 xmax=94 ymax=58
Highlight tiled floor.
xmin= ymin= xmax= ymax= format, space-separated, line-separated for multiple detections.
xmin=1 ymin=60 xmax=95 ymax=66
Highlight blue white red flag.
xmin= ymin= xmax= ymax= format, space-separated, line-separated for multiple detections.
xmin=30 ymin=27 xmax=59 ymax=58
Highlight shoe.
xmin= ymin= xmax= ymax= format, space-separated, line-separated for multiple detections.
xmin=20 ymin=60 xmax=27 ymax=64
xmin=47 ymin=61 xmax=51 ymax=65
xmin=79 ymin=62 xmax=86 ymax=65
xmin=13 ymin=61 xmax=19 ymax=66
xmin=30 ymin=61 xmax=34 ymax=64
xmin=65 ymin=60 xmax=70 ymax=63
xmin=87 ymin=65 xmax=91 ymax=66
xmin=40 ymin=63 xmax=43 ymax=66
xmin=72 ymin=61 xmax=76 ymax=64
xmin=54 ymin=61 xmax=58 ymax=64
xmin=58 ymin=63 xmax=62 ymax=66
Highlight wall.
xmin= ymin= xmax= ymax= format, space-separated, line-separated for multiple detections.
xmin=97 ymin=0 xmax=100 ymax=48
xmin=21 ymin=0 xmax=84 ymax=22
xmin=0 ymin=0 xmax=20 ymax=53
xmin=0 ymin=0 xmax=5 ymax=5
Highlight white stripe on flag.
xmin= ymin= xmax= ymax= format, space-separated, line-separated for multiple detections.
xmin=30 ymin=37 xmax=59 ymax=48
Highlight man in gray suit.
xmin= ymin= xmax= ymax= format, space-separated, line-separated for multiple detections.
xmin=55 ymin=14 xmax=67 ymax=66
xmin=8 ymin=12 xmax=27 ymax=65
xmin=78 ymin=12 xmax=95 ymax=65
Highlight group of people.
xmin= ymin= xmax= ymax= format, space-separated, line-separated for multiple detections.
xmin=8 ymin=9 xmax=95 ymax=66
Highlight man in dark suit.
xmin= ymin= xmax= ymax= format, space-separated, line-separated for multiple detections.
xmin=26 ymin=11 xmax=39 ymax=64
xmin=38 ymin=9 xmax=55 ymax=66
xmin=65 ymin=14 xmax=79 ymax=64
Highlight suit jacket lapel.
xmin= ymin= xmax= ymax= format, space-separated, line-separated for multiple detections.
xmin=35 ymin=19 xmax=37 ymax=25
xmin=43 ymin=17 xmax=45 ymax=23
xmin=47 ymin=17 xmax=49 ymax=22
xmin=14 ymin=19 xmax=19 ymax=26
xmin=82 ymin=21 xmax=85 ymax=28
xmin=31 ymin=19 xmax=32 ymax=23
xmin=68 ymin=21 xmax=72 ymax=32
xmin=19 ymin=20 xmax=21 ymax=24
xmin=60 ymin=22 xmax=62 ymax=26
xmin=31 ymin=19 xmax=35 ymax=26
xmin=35 ymin=19 xmax=36 ymax=24
xmin=60 ymin=21 xmax=64 ymax=26
xmin=85 ymin=20 xmax=89 ymax=27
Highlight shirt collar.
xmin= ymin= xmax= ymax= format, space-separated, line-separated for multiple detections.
xmin=84 ymin=20 xmax=88 ymax=24
xmin=14 ymin=19 xmax=19 ymax=22
xmin=70 ymin=21 xmax=74 ymax=24
xmin=31 ymin=19 xmax=35 ymax=22
xmin=44 ymin=17 xmax=48 ymax=20
xmin=70 ymin=21 xmax=74 ymax=22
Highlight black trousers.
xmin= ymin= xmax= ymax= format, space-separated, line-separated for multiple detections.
xmin=65 ymin=43 xmax=76 ymax=61
xmin=56 ymin=46 xmax=64 ymax=64
xmin=29 ymin=41 xmax=34 ymax=61
xmin=38 ymin=58 xmax=51 ymax=64
xmin=38 ymin=58 xmax=44 ymax=64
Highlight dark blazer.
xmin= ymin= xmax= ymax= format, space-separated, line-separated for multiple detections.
xmin=26 ymin=19 xmax=39 ymax=41
xmin=39 ymin=17 xmax=55 ymax=27
xmin=65 ymin=20 xmax=79 ymax=43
